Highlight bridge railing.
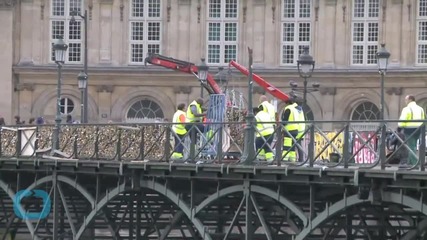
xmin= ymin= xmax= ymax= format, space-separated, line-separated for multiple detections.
xmin=0 ymin=120 xmax=425 ymax=170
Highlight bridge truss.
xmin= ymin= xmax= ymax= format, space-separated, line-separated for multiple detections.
xmin=0 ymin=161 xmax=427 ymax=240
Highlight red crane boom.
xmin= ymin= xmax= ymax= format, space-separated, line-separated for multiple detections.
xmin=144 ymin=53 xmax=222 ymax=95
xmin=229 ymin=60 xmax=290 ymax=102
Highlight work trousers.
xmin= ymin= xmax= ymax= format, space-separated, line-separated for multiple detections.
xmin=403 ymin=128 xmax=420 ymax=166
xmin=255 ymin=134 xmax=273 ymax=159
xmin=173 ymin=133 xmax=186 ymax=155
xmin=283 ymin=130 xmax=299 ymax=162
xmin=185 ymin=123 xmax=205 ymax=146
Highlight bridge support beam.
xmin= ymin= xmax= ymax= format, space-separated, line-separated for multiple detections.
xmin=53 ymin=172 xmax=59 ymax=240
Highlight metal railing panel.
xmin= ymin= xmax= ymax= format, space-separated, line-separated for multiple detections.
xmin=0 ymin=119 xmax=425 ymax=170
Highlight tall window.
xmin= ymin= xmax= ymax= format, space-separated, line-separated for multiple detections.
xmin=129 ymin=0 xmax=162 ymax=64
xmin=206 ymin=0 xmax=238 ymax=65
xmin=281 ymin=0 xmax=312 ymax=65
xmin=351 ymin=0 xmax=379 ymax=65
xmin=50 ymin=0 xmax=83 ymax=63
xmin=417 ymin=0 xmax=427 ymax=64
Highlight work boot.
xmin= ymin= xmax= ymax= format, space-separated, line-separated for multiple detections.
xmin=171 ymin=152 xmax=184 ymax=161
xmin=398 ymin=158 xmax=409 ymax=169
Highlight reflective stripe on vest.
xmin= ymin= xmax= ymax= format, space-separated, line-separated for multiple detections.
xmin=255 ymin=111 xmax=274 ymax=137
xmin=284 ymin=104 xmax=299 ymax=131
xmin=399 ymin=102 xmax=425 ymax=128
xmin=186 ymin=101 xmax=202 ymax=122
xmin=172 ymin=110 xmax=187 ymax=135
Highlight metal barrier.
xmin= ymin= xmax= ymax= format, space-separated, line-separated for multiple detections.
xmin=0 ymin=120 xmax=425 ymax=170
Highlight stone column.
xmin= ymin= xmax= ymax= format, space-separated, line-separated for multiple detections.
xmin=98 ymin=0 xmax=114 ymax=64
xmin=386 ymin=87 xmax=403 ymax=121
xmin=319 ymin=87 xmax=337 ymax=131
xmin=0 ymin=0 xmax=16 ymax=124
xmin=96 ymin=85 xmax=114 ymax=123
xmin=19 ymin=0 xmax=34 ymax=64
xmin=334 ymin=0 xmax=349 ymax=66
xmin=318 ymin=0 xmax=337 ymax=67
xmin=387 ymin=0 xmax=403 ymax=66
xmin=16 ymin=83 xmax=34 ymax=123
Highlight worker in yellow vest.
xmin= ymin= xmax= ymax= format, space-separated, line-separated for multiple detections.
xmin=281 ymin=97 xmax=305 ymax=162
xmin=398 ymin=94 xmax=426 ymax=166
xmin=172 ymin=103 xmax=187 ymax=159
xmin=254 ymin=107 xmax=275 ymax=162
xmin=259 ymin=95 xmax=276 ymax=122
xmin=258 ymin=95 xmax=277 ymax=157
xmin=186 ymin=98 xmax=206 ymax=145
xmin=186 ymin=98 xmax=206 ymax=123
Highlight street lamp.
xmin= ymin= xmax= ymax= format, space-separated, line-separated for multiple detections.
xmin=376 ymin=43 xmax=390 ymax=120
xmin=52 ymin=37 xmax=68 ymax=153
xmin=77 ymin=71 xmax=88 ymax=123
xmin=197 ymin=58 xmax=209 ymax=98
xmin=289 ymin=80 xmax=320 ymax=102
xmin=297 ymin=46 xmax=315 ymax=108
xmin=71 ymin=9 xmax=89 ymax=123
xmin=240 ymin=47 xmax=256 ymax=165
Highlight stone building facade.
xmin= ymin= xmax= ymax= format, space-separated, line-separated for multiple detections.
xmin=0 ymin=0 xmax=427 ymax=128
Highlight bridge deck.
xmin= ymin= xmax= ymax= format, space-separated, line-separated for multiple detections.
xmin=1 ymin=121 xmax=427 ymax=239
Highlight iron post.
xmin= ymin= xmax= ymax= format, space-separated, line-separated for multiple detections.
xmin=380 ymin=72 xmax=385 ymax=119
xmin=53 ymin=64 xmax=62 ymax=152
xmin=71 ymin=10 xmax=88 ymax=123
xmin=51 ymin=37 xmax=68 ymax=154
xmin=240 ymin=48 xmax=256 ymax=165
xmin=197 ymin=58 xmax=209 ymax=99
xmin=376 ymin=44 xmax=390 ymax=119
xmin=77 ymin=71 xmax=88 ymax=123
xmin=303 ymin=77 xmax=308 ymax=108
xmin=297 ymin=46 xmax=315 ymax=109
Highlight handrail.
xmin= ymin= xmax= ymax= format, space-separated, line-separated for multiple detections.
xmin=0 ymin=120 xmax=425 ymax=171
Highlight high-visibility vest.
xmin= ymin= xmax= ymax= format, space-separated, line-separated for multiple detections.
xmin=172 ymin=110 xmax=187 ymax=135
xmin=186 ymin=101 xmax=202 ymax=122
xmin=285 ymin=103 xmax=305 ymax=133
xmin=260 ymin=101 xmax=276 ymax=122
xmin=398 ymin=101 xmax=426 ymax=128
xmin=255 ymin=111 xmax=275 ymax=137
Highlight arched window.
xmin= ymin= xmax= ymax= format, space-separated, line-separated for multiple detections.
xmin=351 ymin=101 xmax=380 ymax=120
xmin=126 ymin=99 xmax=164 ymax=122
xmin=60 ymin=97 xmax=75 ymax=114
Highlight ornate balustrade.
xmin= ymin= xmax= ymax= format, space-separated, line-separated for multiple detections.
xmin=0 ymin=120 xmax=425 ymax=170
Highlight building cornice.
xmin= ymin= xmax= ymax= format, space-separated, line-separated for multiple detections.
xmin=12 ymin=64 xmax=427 ymax=79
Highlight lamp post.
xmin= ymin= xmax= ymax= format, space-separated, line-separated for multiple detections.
xmin=290 ymin=81 xmax=320 ymax=96
xmin=71 ymin=9 xmax=88 ymax=123
xmin=52 ymin=37 xmax=68 ymax=153
xmin=77 ymin=71 xmax=88 ymax=123
xmin=297 ymin=46 xmax=315 ymax=108
xmin=376 ymin=43 xmax=390 ymax=120
xmin=240 ymin=48 xmax=256 ymax=165
xmin=197 ymin=58 xmax=209 ymax=98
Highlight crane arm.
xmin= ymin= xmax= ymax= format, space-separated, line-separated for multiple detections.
xmin=144 ymin=53 xmax=222 ymax=95
xmin=229 ymin=60 xmax=290 ymax=102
